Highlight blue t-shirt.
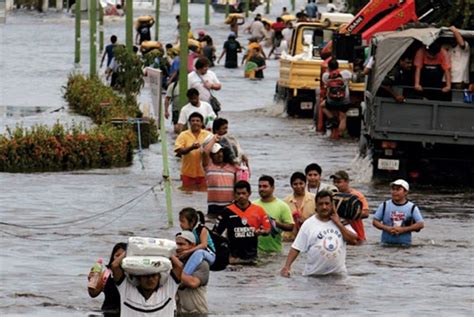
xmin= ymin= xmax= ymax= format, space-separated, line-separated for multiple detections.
xmin=373 ymin=200 xmax=423 ymax=245
xmin=105 ymin=44 xmax=115 ymax=67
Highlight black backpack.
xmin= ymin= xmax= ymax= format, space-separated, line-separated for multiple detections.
xmin=333 ymin=193 xmax=363 ymax=220
xmin=196 ymin=225 xmax=230 ymax=271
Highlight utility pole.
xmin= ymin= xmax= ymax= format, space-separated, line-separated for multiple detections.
xmin=205 ymin=0 xmax=210 ymax=25
xmin=225 ymin=0 xmax=229 ymax=18
xmin=245 ymin=0 xmax=249 ymax=18
xmin=178 ymin=0 xmax=189 ymax=110
xmin=155 ymin=0 xmax=160 ymax=41
xmin=99 ymin=2 xmax=104 ymax=52
xmin=74 ymin=0 xmax=81 ymax=64
xmin=291 ymin=0 xmax=295 ymax=12
xmin=265 ymin=0 xmax=270 ymax=14
xmin=126 ymin=0 xmax=133 ymax=50
xmin=89 ymin=0 xmax=97 ymax=75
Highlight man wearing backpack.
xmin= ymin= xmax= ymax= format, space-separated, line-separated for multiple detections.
xmin=372 ymin=180 xmax=424 ymax=245
xmin=321 ymin=58 xmax=353 ymax=137
xmin=330 ymin=170 xmax=369 ymax=243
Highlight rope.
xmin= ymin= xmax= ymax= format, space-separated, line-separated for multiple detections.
xmin=0 ymin=195 xmax=145 ymax=242
xmin=0 ymin=183 xmax=159 ymax=230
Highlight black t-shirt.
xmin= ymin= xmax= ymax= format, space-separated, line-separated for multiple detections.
xmin=223 ymin=40 xmax=241 ymax=68
xmin=101 ymin=273 xmax=121 ymax=316
xmin=213 ymin=204 xmax=261 ymax=260
xmin=249 ymin=55 xmax=266 ymax=79
xmin=137 ymin=25 xmax=151 ymax=43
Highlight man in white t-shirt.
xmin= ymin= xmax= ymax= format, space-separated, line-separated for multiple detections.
xmin=280 ymin=190 xmax=358 ymax=277
xmin=111 ymin=251 xmax=182 ymax=317
xmin=188 ymin=57 xmax=222 ymax=104
xmin=176 ymin=88 xmax=216 ymax=133
xmin=445 ymin=26 xmax=470 ymax=90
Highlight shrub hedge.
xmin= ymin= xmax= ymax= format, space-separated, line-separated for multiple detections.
xmin=0 ymin=123 xmax=136 ymax=173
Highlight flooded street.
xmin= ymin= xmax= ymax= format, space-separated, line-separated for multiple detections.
xmin=1 ymin=2 xmax=473 ymax=316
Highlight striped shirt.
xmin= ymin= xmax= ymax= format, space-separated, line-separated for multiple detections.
xmin=205 ymin=162 xmax=237 ymax=205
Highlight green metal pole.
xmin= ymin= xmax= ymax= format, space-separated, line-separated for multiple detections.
xmin=126 ymin=0 xmax=133 ymax=50
xmin=99 ymin=3 xmax=104 ymax=53
xmin=245 ymin=0 xmax=249 ymax=18
xmin=74 ymin=0 xmax=81 ymax=64
xmin=158 ymin=78 xmax=173 ymax=226
xmin=155 ymin=0 xmax=160 ymax=41
xmin=90 ymin=0 xmax=97 ymax=76
xmin=265 ymin=0 xmax=270 ymax=14
xmin=205 ymin=0 xmax=210 ymax=25
xmin=291 ymin=0 xmax=295 ymax=12
xmin=178 ymin=0 xmax=189 ymax=110
xmin=225 ymin=0 xmax=229 ymax=18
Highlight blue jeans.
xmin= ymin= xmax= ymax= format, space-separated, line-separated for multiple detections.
xmin=183 ymin=249 xmax=216 ymax=275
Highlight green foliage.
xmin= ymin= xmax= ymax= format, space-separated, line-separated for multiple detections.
xmin=0 ymin=122 xmax=136 ymax=173
xmin=113 ymin=46 xmax=145 ymax=104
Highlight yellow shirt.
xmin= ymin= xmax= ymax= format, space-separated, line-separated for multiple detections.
xmin=283 ymin=191 xmax=316 ymax=221
xmin=174 ymin=129 xmax=211 ymax=178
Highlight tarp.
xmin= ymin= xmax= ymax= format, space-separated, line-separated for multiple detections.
xmin=370 ymin=27 xmax=474 ymax=96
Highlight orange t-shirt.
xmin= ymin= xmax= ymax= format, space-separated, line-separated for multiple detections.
xmin=414 ymin=47 xmax=451 ymax=72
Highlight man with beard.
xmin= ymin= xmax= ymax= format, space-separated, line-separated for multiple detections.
xmin=280 ymin=190 xmax=358 ymax=277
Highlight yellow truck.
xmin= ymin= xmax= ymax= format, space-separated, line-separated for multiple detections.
xmin=275 ymin=22 xmax=364 ymax=120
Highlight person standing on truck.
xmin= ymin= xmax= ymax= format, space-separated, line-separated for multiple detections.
xmin=444 ymin=26 xmax=470 ymax=91
xmin=321 ymin=58 xmax=353 ymax=137
xmin=330 ymin=170 xmax=369 ymax=242
xmin=378 ymin=54 xmax=415 ymax=102
xmin=414 ymin=40 xmax=451 ymax=101
xmin=372 ymin=179 xmax=424 ymax=246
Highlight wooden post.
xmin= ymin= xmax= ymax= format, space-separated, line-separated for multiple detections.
xmin=155 ymin=0 xmax=160 ymax=41
xmin=99 ymin=3 xmax=104 ymax=53
xmin=205 ymin=0 xmax=210 ymax=25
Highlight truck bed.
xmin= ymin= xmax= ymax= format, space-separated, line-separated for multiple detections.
xmin=372 ymin=97 xmax=474 ymax=146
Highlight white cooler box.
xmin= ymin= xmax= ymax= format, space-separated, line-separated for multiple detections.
xmin=121 ymin=256 xmax=172 ymax=276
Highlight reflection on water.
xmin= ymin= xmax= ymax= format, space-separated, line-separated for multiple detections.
xmin=1 ymin=2 xmax=474 ymax=317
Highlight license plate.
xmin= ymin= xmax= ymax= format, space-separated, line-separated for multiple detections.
xmin=377 ymin=158 xmax=399 ymax=171
xmin=346 ymin=108 xmax=359 ymax=117
xmin=300 ymin=102 xmax=313 ymax=110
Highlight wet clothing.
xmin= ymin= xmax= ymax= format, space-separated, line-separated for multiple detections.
xmin=283 ymin=192 xmax=316 ymax=237
xmin=348 ymin=188 xmax=368 ymax=241
xmin=101 ymin=273 xmax=121 ymax=317
xmin=249 ymin=55 xmax=265 ymax=79
xmin=174 ymin=129 xmax=212 ymax=178
xmin=188 ymin=70 xmax=221 ymax=103
xmin=203 ymin=45 xmax=216 ymax=67
xmin=322 ymin=69 xmax=352 ymax=110
xmin=373 ymin=200 xmax=424 ymax=245
xmin=117 ymin=272 xmax=179 ymax=317
xmin=253 ymin=198 xmax=294 ymax=253
xmin=177 ymin=261 xmax=209 ymax=314
xmin=213 ymin=203 xmax=271 ymax=260
xmin=218 ymin=134 xmax=244 ymax=164
xmin=165 ymin=81 xmax=180 ymax=124
xmin=292 ymin=215 xmax=355 ymax=276
xmin=177 ymin=102 xmax=216 ymax=129
xmin=205 ymin=161 xmax=237 ymax=206
xmin=223 ymin=39 xmax=242 ymax=68
xmin=104 ymin=44 xmax=116 ymax=67
xmin=137 ymin=25 xmax=151 ymax=44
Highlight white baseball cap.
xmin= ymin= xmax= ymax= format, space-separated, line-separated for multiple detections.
xmin=211 ymin=143 xmax=223 ymax=154
xmin=390 ymin=179 xmax=409 ymax=191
